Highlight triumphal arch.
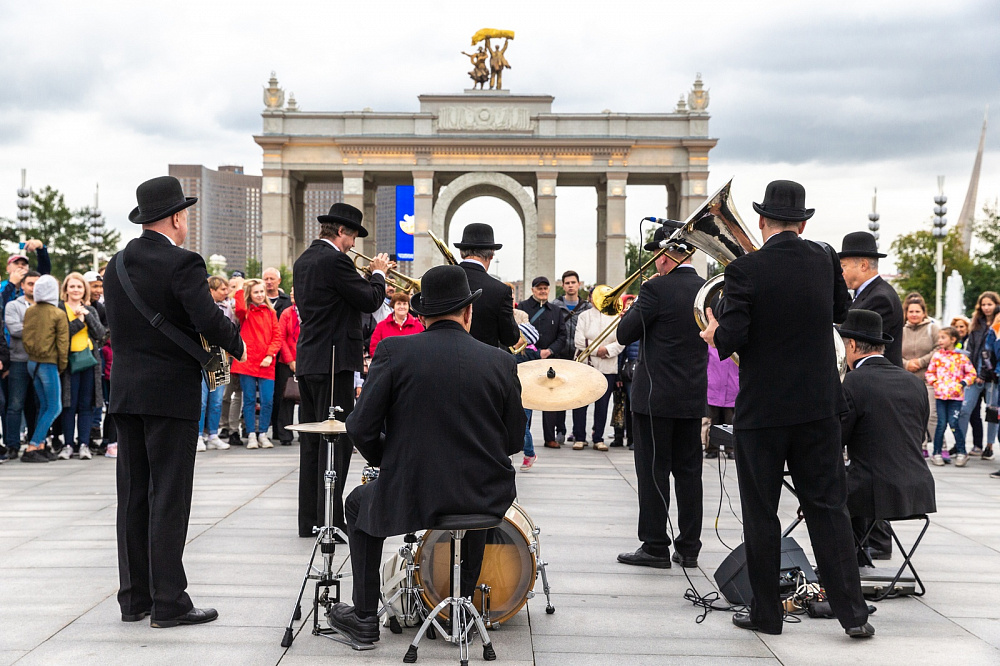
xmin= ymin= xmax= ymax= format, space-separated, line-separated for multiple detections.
xmin=254 ymin=72 xmax=716 ymax=287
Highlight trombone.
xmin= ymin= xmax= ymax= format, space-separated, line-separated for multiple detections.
xmin=575 ymin=302 xmax=632 ymax=363
xmin=428 ymin=230 xmax=458 ymax=265
xmin=350 ymin=249 xmax=421 ymax=294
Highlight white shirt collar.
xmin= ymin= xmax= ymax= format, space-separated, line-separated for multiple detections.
xmin=854 ymin=354 xmax=884 ymax=368
xmin=321 ymin=238 xmax=340 ymax=252
xmin=853 ymin=274 xmax=879 ymax=299
xmin=153 ymin=230 xmax=176 ymax=246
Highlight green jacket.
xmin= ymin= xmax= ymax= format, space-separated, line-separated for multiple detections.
xmin=23 ymin=302 xmax=69 ymax=372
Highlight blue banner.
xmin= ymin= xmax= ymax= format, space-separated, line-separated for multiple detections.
xmin=395 ymin=185 xmax=415 ymax=261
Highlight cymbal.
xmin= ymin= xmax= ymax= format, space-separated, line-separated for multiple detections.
xmin=518 ymin=359 xmax=609 ymax=411
xmin=286 ymin=419 xmax=348 ymax=435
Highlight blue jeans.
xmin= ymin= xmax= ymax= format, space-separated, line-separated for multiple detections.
xmin=28 ymin=362 xmax=62 ymax=446
xmin=4 ymin=361 xmax=30 ymax=451
xmin=957 ymin=382 xmax=997 ymax=448
xmin=63 ymin=366 xmax=95 ymax=450
xmin=523 ymin=409 xmax=534 ymax=457
xmin=199 ymin=380 xmax=225 ymax=435
xmin=240 ymin=375 xmax=274 ymax=434
xmin=933 ymin=398 xmax=964 ymax=455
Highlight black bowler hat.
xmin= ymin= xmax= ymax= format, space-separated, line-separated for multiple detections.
xmin=129 ymin=176 xmax=198 ymax=224
xmin=839 ymin=231 xmax=886 ymax=259
xmin=454 ymin=223 xmax=502 ymax=250
xmin=318 ymin=202 xmax=368 ymax=238
xmin=410 ymin=265 xmax=482 ymax=317
xmin=837 ymin=309 xmax=894 ymax=345
xmin=752 ymin=180 xmax=814 ymax=223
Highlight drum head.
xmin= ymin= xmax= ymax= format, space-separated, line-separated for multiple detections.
xmin=416 ymin=512 xmax=537 ymax=625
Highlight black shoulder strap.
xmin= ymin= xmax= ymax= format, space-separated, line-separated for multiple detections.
xmin=115 ymin=251 xmax=211 ymax=365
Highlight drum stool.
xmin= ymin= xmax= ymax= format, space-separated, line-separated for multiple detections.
xmin=404 ymin=514 xmax=500 ymax=666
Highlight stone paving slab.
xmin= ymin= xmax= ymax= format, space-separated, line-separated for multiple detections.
xmin=1 ymin=417 xmax=999 ymax=665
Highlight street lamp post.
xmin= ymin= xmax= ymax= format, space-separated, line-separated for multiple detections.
xmin=868 ymin=187 xmax=880 ymax=250
xmin=931 ymin=176 xmax=948 ymax=321
xmin=88 ymin=184 xmax=104 ymax=272
xmin=16 ymin=168 xmax=32 ymax=246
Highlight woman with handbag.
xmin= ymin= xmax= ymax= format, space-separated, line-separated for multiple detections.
xmin=19 ymin=275 xmax=68 ymax=463
xmin=233 ymin=279 xmax=282 ymax=449
xmin=275 ymin=288 xmax=300 ymax=446
xmin=957 ymin=292 xmax=998 ymax=460
xmin=56 ymin=273 xmax=106 ymax=460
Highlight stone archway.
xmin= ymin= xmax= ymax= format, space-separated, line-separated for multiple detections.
xmin=431 ymin=172 xmax=538 ymax=288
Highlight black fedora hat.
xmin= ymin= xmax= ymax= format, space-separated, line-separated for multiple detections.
xmin=752 ymin=180 xmax=814 ymax=223
xmin=839 ymin=231 xmax=886 ymax=259
xmin=129 ymin=176 xmax=198 ymax=224
xmin=410 ymin=265 xmax=482 ymax=317
xmin=837 ymin=309 xmax=893 ymax=345
xmin=454 ymin=223 xmax=502 ymax=250
xmin=318 ymin=202 xmax=368 ymax=238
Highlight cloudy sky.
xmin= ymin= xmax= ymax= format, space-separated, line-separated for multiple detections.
xmin=2 ymin=0 xmax=998 ymax=283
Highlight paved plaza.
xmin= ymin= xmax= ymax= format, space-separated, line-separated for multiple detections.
xmin=2 ymin=422 xmax=999 ymax=666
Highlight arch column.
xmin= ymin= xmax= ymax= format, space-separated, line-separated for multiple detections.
xmin=412 ymin=171 xmax=436 ymax=278
xmin=342 ymin=171 xmax=366 ymax=256
xmin=534 ymin=172 xmax=557 ymax=287
xmin=603 ymin=173 xmax=628 ymax=287
xmin=679 ymin=172 xmax=709 ymax=276
xmin=261 ymin=169 xmax=297 ymax=269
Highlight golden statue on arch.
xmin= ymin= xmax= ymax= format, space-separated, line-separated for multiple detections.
xmin=462 ymin=29 xmax=514 ymax=90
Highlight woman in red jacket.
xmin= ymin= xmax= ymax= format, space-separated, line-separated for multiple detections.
xmin=369 ymin=291 xmax=424 ymax=357
xmin=233 ymin=279 xmax=282 ymax=449
xmin=274 ymin=289 xmax=300 ymax=445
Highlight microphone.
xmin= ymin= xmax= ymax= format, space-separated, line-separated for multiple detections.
xmin=643 ymin=217 xmax=685 ymax=230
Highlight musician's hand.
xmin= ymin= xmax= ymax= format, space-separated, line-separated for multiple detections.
xmin=540 ymin=349 xmax=552 ymax=359
xmin=596 ymin=346 xmax=609 ymax=359
xmin=355 ymin=386 xmax=362 ymax=398
xmin=261 ymin=355 xmax=273 ymax=368
xmin=368 ymin=253 xmax=391 ymax=274
xmin=289 ymin=361 xmax=296 ymax=373
xmin=700 ymin=307 xmax=718 ymax=347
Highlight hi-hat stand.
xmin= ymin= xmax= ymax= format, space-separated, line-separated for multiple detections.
xmin=281 ymin=348 xmax=373 ymax=651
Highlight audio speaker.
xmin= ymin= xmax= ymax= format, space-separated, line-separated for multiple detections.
xmin=714 ymin=537 xmax=818 ymax=605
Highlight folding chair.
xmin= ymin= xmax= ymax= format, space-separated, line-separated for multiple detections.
xmin=857 ymin=514 xmax=930 ymax=601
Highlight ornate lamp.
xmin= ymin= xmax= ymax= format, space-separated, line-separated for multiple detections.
xmin=931 ymin=176 xmax=948 ymax=319
xmin=16 ymin=168 xmax=31 ymax=243
xmin=89 ymin=185 xmax=104 ymax=271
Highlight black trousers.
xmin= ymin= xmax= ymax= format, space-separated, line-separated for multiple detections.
xmin=298 ymin=371 xmax=354 ymax=536
xmin=345 ymin=483 xmax=488 ymax=614
xmin=273 ymin=362 xmax=295 ymax=443
xmin=114 ymin=413 xmax=199 ymax=620
xmin=735 ymin=417 xmax=869 ymax=632
xmin=851 ymin=516 xmax=893 ymax=559
xmin=632 ymin=413 xmax=703 ymax=557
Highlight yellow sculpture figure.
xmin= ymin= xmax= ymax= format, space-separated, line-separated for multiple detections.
xmin=464 ymin=29 xmax=514 ymax=90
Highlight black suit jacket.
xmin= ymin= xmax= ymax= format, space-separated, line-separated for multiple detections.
xmin=293 ymin=240 xmax=385 ymax=375
xmin=345 ymin=320 xmax=525 ymax=537
xmin=850 ymin=276 xmax=903 ymax=367
xmin=715 ymin=231 xmax=850 ymax=429
xmin=104 ymin=231 xmax=244 ymax=421
xmin=617 ymin=266 xmax=707 ymax=418
xmin=841 ymin=356 xmax=936 ymax=519
xmin=460 ymin=261 xmax=520 ymax=348
xmin=516 ymin=298 xmax=568 ymax=357
xmin=270 ymin=291 xmax=292 ymax=321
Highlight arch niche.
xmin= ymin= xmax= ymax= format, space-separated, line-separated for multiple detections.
xmin=431 ymin=172 xmax=538 ymax=288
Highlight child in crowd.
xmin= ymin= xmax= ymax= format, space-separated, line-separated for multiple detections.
xmin=925 ymin=326 xmax=977 ymax=467
xmin=232 ymin=279 xmax=282 ymax=449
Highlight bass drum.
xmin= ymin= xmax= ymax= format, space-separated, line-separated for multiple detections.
xmin=415 ymin=502 xmax=538 ymax=625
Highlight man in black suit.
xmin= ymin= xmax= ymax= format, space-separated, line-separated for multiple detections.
xmin=517 ymin=276 xmax=569 ymax=448
xmin=328 ymin=265 xmax=525 ymax=645
xmin=616 ymin=230 xmax=707 ymax=569
xmin=839 ymin=309 xmax=936 ymax=562
xmin=702 ymin=180 xmax=873 ymax=638
xmin=293 ymin=203 xmax=389 ymax=538
xmin=105 ymin=176 xmax=245 ymax=628
xmin=455 ymin=223 xmax=520 ymax=349
xmin=839 ymin=232 xmax=904 ymax=367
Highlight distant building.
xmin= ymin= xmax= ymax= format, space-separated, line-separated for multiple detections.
xmin=375 ymin=186 xmax=396 ymax=258
xmin=170 ymin=165 xmax=262 ymax=271
xmin=303 ymin=183 xmax=344 ymax=243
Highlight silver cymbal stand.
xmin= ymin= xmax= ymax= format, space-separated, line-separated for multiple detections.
xmin=281 ymin=347 xmax=371 ymax=650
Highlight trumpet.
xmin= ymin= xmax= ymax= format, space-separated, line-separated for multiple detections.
xmin=428 ymin=230 xmax=458 ymax=265
xmin=350 ymin=250 xmax=421 ymax=294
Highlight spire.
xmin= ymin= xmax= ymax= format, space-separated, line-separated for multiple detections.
xmin=957 ymin=106 xmax=988 ymax=254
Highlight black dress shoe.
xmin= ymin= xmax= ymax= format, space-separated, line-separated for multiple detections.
xmin=732 ymin=612 xmax=781 ymax=635
xmin=705 ymin=451 xmax=719 ymax=459
xmin=868 ymin=548 xmax=892 ymax=561
xmin=151 ymin=607 xmax=219 ymax=628
xmin=846 ymin=622 xmax=875 ymax=638
xmin=327 ymin=602 xmax=379 ymax=644
xmin=617 ymin=547 xmax=670 ymax=569
xmin=671 ymin=551 xmax=699 ymax=568
xmin=121 ymin=609 xmax=151 ymax=622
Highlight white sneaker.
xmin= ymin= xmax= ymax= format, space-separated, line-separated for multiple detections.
xmin=931 ymin=454 xmax=944 ymax=466
xmin=196 ymin=436 xmax=206 ymax=452
xmin=80 ymin=446 xmax=92 ymax=460
xmin=955 ymin=454 xmax=969 ymax=467
xmin=246 ymin=433 xmax=259 ymax=449
xmin=57 ymin=447 xmax=71 ymax=460
xmin=207 ymin=434 xmax=229 ymax=450
xmin=258 ymin=433 xmax=273 ymax=449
